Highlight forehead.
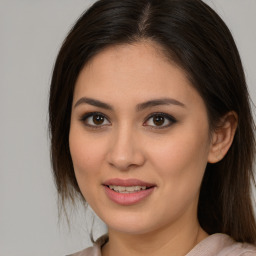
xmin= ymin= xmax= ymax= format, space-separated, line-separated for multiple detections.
xmin=73 ymin=42 xmax=202 ymax=108
xmin=84 ymin=41 xmax=177 ymax=77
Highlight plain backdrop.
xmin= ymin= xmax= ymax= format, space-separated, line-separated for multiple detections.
xmin=0 ymin=1 xmax=255 ymax=255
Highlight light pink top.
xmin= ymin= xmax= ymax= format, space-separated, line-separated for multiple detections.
xmin=68 ymin=233 xmax=256 ymax=256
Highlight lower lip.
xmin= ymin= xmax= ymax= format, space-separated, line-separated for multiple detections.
xmin=104 ymin=186 xmax=155 ymax=206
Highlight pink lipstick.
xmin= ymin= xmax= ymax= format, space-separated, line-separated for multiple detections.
xmin=103 ymin=178 xmax=156 ymax=206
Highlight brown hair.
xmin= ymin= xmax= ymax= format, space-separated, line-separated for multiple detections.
xmin=49 ymin=0 xmax=256 ymax=243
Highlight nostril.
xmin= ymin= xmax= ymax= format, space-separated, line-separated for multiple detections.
xmin=106 ymin=133 xmax=146 ymax=170
xmin=107 ymin=151 xmax=145 ymax=170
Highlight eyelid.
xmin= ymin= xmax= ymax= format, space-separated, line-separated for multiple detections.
xmin=79 ymin=111 xmax=176 ymax=129
xmin=79 ymin=112 xmax=111 ymax=128
xmin=143 ymin=112 xmax=177 ymax=128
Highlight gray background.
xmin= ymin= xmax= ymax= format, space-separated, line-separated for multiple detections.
xmin=0 ymin=1 xmax=255 ymax=255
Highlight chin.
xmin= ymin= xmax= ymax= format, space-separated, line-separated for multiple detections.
xmin=98 ymin=211 xmax=151 ymax=234
xmin=101 ymin=210 xmax=172 ymax=236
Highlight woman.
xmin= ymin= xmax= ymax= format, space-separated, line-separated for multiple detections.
xmin=49 ymin=0 xmax=256 ymax=255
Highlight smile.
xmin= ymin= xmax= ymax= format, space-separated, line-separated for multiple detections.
xmin=108 ymin=185 xmax=147 ymax=193
xmin=103 ymin=179 xmax=156 ymax=205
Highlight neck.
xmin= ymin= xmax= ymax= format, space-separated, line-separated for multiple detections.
xmin=102 ymin=219 xmax=208 ymax=256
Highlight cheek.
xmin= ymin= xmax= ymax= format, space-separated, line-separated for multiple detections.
xmin=147 ymin=125 xmax=210 ymax=191
xmin=69 ymin=127 xmax=101 ymax=170
xmin=69 ymin=127 xmax=108 ymax=207
xmin=145 ymin=130 xmax=210 ymax=222
xmin=68 ymin=126 xmax=107 ymax=198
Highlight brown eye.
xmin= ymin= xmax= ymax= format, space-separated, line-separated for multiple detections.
xmin=144 ymin=113 xmax=176 ymax=128
xmin=81 ymin=112 xmax=111 ymax=127
xmin=93 ymin=114 xmax=105 ymax=125
xmin=153 ymin=115 xmax=165 ymax=126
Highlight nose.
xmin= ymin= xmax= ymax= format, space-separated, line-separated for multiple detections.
xmin=106 ymin=126 xmax=145 ymax=171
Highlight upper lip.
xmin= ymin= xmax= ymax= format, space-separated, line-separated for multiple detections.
xmin=103 ymin=178 xmax=156 ymax=187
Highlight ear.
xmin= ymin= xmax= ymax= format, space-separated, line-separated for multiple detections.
xmin=208 ymin=111 xmax=238 ymax=163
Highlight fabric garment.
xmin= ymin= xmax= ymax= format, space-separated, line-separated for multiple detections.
xmin=68 ymin=233 xmax=256 ymax=256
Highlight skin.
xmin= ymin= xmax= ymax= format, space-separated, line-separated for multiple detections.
xmin=69 ymin=42 xmax=237 ymax=256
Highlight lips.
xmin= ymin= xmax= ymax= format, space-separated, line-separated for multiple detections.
xmin=103 ymin=178 xmax=156 ymax=205
xmin=104 ymin=178 xmax=155 ymax=187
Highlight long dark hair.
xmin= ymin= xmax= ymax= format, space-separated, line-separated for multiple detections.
xmin=49 ymin=0 xmax=256 ymax=244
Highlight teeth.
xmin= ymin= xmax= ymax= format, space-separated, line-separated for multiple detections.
xmin=108 ymin=185 xmax=147 ymax=193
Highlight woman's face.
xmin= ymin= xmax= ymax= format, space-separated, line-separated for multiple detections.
xmin=69 ymin=42 xmax=213 ymax=235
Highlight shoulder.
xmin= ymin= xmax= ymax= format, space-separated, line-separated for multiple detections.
xmin=67 ymin=235 xmax=108 ymax=256
xmin=67 ymin=233 xmax=256 ymax=256
xmin=187 ymin=233 xmax=256 ymax=256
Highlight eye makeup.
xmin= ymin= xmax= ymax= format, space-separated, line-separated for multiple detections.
xmin=79 ymin=112 xmax=111 ymax=129
xmin=79 ymin=111 xmax=177 ymax=131
xmin=143 ymin=112 xmax=177 ymax=129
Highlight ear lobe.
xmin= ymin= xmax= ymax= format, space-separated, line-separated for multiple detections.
xmin=208 ymin=111 xmax=238 ymax=163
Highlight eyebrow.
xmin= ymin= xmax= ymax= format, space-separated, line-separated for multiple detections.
xmin=74 ymin=97 xmax=185 ymax=110
xmin=74 ymin=97 xmax=113 ymax=110
xmin=136 ymin=98 xmax=185 ymax=111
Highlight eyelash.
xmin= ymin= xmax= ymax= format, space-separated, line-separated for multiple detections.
xmin=143 ymin=112 xmax=177 ymax=129
xmin=80 ymin=112 xmax=177 ymax=129
xmin=79 ymin=112 xmax=111 ymax=129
